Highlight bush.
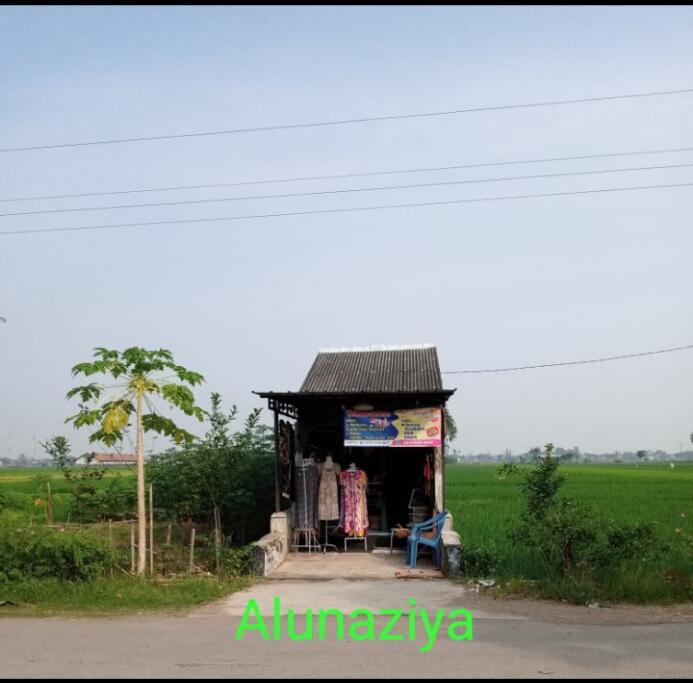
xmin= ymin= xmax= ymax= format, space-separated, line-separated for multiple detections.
xmin=63 ymin=475 xmax=136 ymax=523
xmin=0 ymin=515 xmax=116 ymax=581
xmin=459 ymin=544 xmax=497 ymax=577
xmin=147 ymin=397 xmax=275 ymax=546
xmin=507 ymin=445 xmax=667 ymax=581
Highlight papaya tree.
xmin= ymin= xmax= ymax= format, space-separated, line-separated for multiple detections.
xmin=66 ymin=347 xmax=206 ymax=576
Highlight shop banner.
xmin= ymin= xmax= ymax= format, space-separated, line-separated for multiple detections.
xmin=344 ymin=408 xmax=442 ymax=447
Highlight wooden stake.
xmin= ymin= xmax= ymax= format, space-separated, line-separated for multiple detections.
xmin=188 ymin=527 xmax=196 ymax=574
xmin=214 ymin=505 xmax=221 ymax=574
xmin=108 ymin=519 xmax=113 ymax=546
xmin=149 ymin=483 xmax=154 ymax=577
xmin=165 ymin=523 xmax=172 ymax=545
xmin=130 ymin=522 xmax=136 ymax=574
xmin=46 ymin=481 xmax=53 ymax=525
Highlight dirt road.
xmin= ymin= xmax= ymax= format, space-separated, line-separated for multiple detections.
xmin=1 ymin=579 xmax=691 ymax=678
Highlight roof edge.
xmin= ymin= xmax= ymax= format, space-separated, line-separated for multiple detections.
xmin=254 ymin=389 xmax=456 ymax=399
xmin=317 ymin=343 xmax=436 ymax=354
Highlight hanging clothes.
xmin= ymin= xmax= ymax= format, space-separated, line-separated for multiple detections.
xmin=318 ymin=459 xmax=341 ymax=521
xmin=339 ymin=469 xmax=369 ymax=537
xmin=295 ymin=458 xmax=318 ymax=529
xmin=423 ymin=452 xmax=434 ymax=498
xmin=278 ymin=421 xmax=294 ymax=500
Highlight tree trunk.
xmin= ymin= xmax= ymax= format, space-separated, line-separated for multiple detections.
xmin=136 ymin=391 xmax=146 ymax=576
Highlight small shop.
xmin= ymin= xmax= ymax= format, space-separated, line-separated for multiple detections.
xmin=254 ymin=344 xmax=457 ymax=572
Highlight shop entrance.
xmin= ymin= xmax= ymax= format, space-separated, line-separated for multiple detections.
xmin=255 ymin=343 xmax=456 ymax=573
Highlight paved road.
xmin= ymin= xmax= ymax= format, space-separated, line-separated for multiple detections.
xmin=1 ymin=579 xmax=692 ymax=678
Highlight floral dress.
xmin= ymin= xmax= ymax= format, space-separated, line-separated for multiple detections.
xmin=318 ymin=460 xmax=341 ymax=521
xmin=339 ymin=469 xmax=369 ymax=537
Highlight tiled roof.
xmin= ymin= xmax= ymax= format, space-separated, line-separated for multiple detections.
xmin=299 ymin=344 xmax=444 ymax=394
xmin=90 ymin=453 xmax=137 ymax=462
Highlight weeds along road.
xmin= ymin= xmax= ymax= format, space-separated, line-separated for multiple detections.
xmin=1 ymin=579 xmax=692 ymax=678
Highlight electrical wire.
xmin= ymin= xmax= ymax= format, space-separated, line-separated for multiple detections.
xmin=3 ymin=145 xmax=693 ymax=204
xmin=1 ymin=181 xmax=691 ymax=237
xmin=2 ymin=161 xmax=692 ymax=218
xmin=2 ymin=88 xmax=692 ymax=153
xmin=442 ymin=344 xmax=693 ymax=374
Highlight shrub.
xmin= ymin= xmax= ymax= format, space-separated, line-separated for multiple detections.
xmin=459 ymin=544 xmax=497 ymax=577
xmin=0 ymin=516 xmax=116 ymax=581
xmin=508 ymin=444 xmax=666 ymax=580
xmin=217 ymin=545 xmax=253 ymax=578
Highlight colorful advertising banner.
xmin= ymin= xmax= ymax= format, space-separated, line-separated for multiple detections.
xmin=344 ymin=408 xmax=442 ymax=447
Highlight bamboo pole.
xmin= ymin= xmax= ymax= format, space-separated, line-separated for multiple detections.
xmin=188 ymin=527 xmax=196 ymax=574
xmin=149 ymin=483 xmax=154 ymax=577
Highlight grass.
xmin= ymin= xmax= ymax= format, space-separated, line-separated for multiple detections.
xmin=0 ymin=575 xmax=254 ymax=617
xmin=0 ymin=467 xmax=255 ymax=617
xmin=445 ymin=462 xmax=693 ymax=603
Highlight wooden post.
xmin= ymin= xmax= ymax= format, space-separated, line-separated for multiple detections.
xmin=188 ymin=527 xmax=196 ymax=574
xmin=149 ymin=483 xmax=154 ymax=577
xmin=274 ymin=410 xmax=280 ymax=512
xmin=165 ymin=522 xmax=172 ymax=545
xmin=214 ymin=506 xmax=221 ymax=574
xmin=130 ymin=522 xmax=136 ymax=574
xmin=46 ymin=481 xmax=53 ymax=525
xmin=108 ymin=519 xmax=113 ymax=547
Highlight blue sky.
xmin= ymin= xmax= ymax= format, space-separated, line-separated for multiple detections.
xmin=1 ymin=6 xmax=692 ymax=458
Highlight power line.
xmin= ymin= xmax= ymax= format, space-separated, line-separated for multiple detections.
xmin=2 ymin=161 xmax=692 ymax=219
xmin=2 ymin=88 xmax=692 ymax=154
xmin=1 ymin=180 xmax=691 ymax=237
xmin=3 ymin=144 xmax=693 ymax=204
xmin=442 ymin=344 xmax=693 ymax=374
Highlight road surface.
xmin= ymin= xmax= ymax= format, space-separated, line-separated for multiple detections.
xmin=1 ymin=578 xmax=692 ymax=678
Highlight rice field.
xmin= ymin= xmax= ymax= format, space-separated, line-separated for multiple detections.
xmin=0 ymin=467 xmax=134 ymax=522
xmin=445 ymin=462 xmax=693 ymax=600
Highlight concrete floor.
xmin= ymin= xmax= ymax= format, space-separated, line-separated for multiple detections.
xmin=271 ymin=549 xmax=441 ymax=580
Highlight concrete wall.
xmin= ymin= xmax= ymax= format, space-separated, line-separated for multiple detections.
xmin=250 ymin=511 xmax=291 ymax=577
xmin=441 ymin=512 xmax=461 ymax=578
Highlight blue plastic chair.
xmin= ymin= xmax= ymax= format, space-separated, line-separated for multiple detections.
xmin=406 ymin=509 xmax=448 ymax=568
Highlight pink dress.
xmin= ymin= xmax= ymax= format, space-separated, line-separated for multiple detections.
xmin=339 ymin=469 xmax=369 ymax=537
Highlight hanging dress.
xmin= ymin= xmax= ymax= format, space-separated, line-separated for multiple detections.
xmin=339 ymin=469 xmax=369 ymax=537
xmin=295 ymin=458 xmax=319 ymax=529
xmin=318 ymin=460 xmax=341 ymax=521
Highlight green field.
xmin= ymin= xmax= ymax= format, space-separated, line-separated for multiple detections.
xmin=2 ymin=462 xmax=692 ymax=604
xmin=0 ymin=466 xmax=135 ymax=522
xmin=446 ymin=462 xmax=693 ymax=602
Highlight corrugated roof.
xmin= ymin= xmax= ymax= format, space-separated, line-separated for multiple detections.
xmin=300 ymin=345 xmax=444 ymax=393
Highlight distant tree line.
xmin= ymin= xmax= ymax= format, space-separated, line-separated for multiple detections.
xmin=449 ymin=446 xmax=693 ymax=464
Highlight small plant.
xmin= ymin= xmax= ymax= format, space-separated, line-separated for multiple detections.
xmin=40 ymin=436 xmax=108 ymax=522
xmin=459 ymin=544 xmax=497 ymax=578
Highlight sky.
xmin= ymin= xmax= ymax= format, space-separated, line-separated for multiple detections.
xmin=1 ymin=6 xmax=692 ymax=458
